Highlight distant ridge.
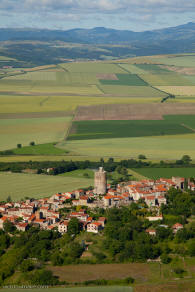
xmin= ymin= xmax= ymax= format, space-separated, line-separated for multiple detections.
xmin=0 ymin=22 xmax=195 ymax=45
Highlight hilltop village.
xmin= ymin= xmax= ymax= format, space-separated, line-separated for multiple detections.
xmin=0 ymin=167 xmax=192 ymax=234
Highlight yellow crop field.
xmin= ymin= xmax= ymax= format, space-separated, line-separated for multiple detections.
xmin=61 ymin=62 xmax=126 ymax=73
xmin=7 ymin=71 xmax=57 ymax=81
xmin=23 ymin=65 xmax=58 ymax=71
xmin=0 ymin=79 xmax=102 ymax=95
xmin=0 ymin=95 xmax=161 ymax=114
xmin=156 ymin=86 xmax=195 ymax=96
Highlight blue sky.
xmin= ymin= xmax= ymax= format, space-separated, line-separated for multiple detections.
xmin=0 ymin=0 xmax=195 ymax=31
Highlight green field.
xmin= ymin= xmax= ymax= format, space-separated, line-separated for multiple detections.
xmin=60 ymin=169 xmax=95 ymax=179
xmin=132 ymin=167 xmax=195 ymax=179
xmin=140 ymin=73 xmax=194 ymax=86
xmin=99 ymin=85 xmax=165 ymax=97
xmin=135 ymin=64 xmax=171 ymax=74
xmin=68 ymin=115 xmax=195 ymax=141
xmin=150 ymin=55 xmax=195 ymax=67
xmin=61 ymin=133 xmax=195 ymax=160
xmin=12 ymin=143 xmax=68 ymax=155
xmin=0 ymin=55 xmax=195 ymax=161
xmin=0 ymin=78 xmax=102 ymax=95
xmin=0 ymin=116 xmax=72 ymax=151
xmin=118 ymin=64 xmax=147 ymax=74
xmin=99 ymin=74 xmax=147 ymax=86
xmin=0 ymin=172 xmax=94 ymax=201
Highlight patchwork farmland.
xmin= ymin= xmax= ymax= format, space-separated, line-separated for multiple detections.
xmin=1 ymin=53 xmax=195 ymax=160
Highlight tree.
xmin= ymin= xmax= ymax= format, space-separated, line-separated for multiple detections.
xmin=30 ymin=269 xmax=59 ymax=285
xmin=17 ymin=144 xmax=22 ymax=149
xmin=67 ymin=218 xmax=81 ymax=236
xmin=187 ymin=238 xmax=195 ymax=256
xmin=6 ymin=195 xmax=12 ymax=203
xmin=181 ymin=155 xmax=191 ymax=164
xmin=83 ymin=172 xmax=89 ymax=178
xmin=138 ymin=154 xmax=146 ymax=160
xmin=3 ymin=220 xmax=16 ymax=233
xmin=30 ymin=141 xmax=35 ymax=146
xmin=160 ymin=253 xmax=171 ymax=264
xmin=69 ymin=242 xmax=84 ymax=259
xmin=20 ymin=260 xmax=34 ymax=272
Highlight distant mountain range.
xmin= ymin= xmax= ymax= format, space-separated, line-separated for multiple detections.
xmin=0 ymin=22 xmax=195 ymax=45
xmin=0 ymin=22 xmax=195 ymax=66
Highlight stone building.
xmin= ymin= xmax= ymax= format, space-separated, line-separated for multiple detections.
xmin=94 ymin=167 xmax=107 ymax=195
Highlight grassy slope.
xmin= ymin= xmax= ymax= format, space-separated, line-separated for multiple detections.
xmin=12 ymin=143 xmax=68 ymax=155
xmin=47 ymin=257 xmax=195 ymax=291
xmin=63 ymin=133 xmax=195 ymax=160
xmin=0 ymin=172 xmax=94 ymax=201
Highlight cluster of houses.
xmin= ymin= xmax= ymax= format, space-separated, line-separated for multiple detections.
xmin=0 ymin=174 xmax=188 ymax=234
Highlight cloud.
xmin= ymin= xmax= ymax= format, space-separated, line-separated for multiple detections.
xmin=0 ymin=0 xmax=195 ymax=30
xmin=0 ymin=0 xmax=195 ymax=14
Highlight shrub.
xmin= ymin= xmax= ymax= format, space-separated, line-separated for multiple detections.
xmin=160 ymin=253 xmax=171 ymax=264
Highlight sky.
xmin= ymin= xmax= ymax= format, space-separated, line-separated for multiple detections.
xmin=0 ymin=0 xmax=195 ymax=31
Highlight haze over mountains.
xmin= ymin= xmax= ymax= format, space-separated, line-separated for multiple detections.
xmin=1 ymin=22 xmax=195 ymax=44
xmin=0 ymin=22 xmax=195 ymax=65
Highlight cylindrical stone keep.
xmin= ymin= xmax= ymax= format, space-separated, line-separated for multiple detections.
xmin=94 ymin=167 xmax=107 ymax=195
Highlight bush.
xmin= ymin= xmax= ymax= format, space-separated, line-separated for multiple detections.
xmin=20 ymin=260 xmax=34 ymax=272
xmin=138 ymin=154 xmax=146 ymax=160
xmin=160 ymin=253 xmax=171 ymax=264
xmin=30 ymin=269 xmax=59 ymax=285
xmin=173 ymin=267 xmax=185 ymax=275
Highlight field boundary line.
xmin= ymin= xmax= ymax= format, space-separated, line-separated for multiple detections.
xmin=40 ymin=96 xmax=51 ymax=106
xmin=116 ymin=63 xmax=132 ymax=74
xmin=181 ymin=123 xmax=195 ymax=132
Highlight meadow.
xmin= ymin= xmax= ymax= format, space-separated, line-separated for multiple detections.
xmin=47 ymin=258 xmax=195 ymax=292
xmin=0 ymin=172 xmax=93 ymax=201
xmin=62 ymin=133 xmax=195 ymax=160
xmin=0 ymin=116 xmax=72 ymax=151
xmin=132 ymin=167 xmax=195 ymax=179
xmin=140 ymin=74 xmax=194 ymax=86
xmin=149 ymin=55 xmax=195 ymax=67
xmin=12 ymin=143 xmax=68 ymax=155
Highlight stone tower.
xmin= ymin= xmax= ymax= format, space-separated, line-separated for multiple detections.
xmin=94 ymin=167 xmax=107 ymax=195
